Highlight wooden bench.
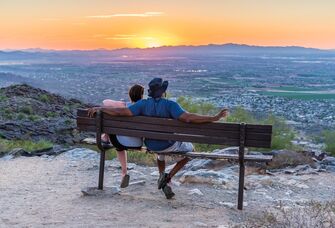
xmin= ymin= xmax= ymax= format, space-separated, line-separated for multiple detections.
xmin=76 ymin=108 xmax=273 ymax=210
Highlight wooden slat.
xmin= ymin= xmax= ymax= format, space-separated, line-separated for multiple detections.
xmin=155 ymin=151 xmax=273 ymax=162
xmin=77 ymin=116 xmax=271 ymax=141
xmin=103 ymin=127 xmax=240 ymax=145
xmin=77 ymin=124 xmax=271 ymax=148
xmin=77 ymin=109 xmax=241 ymax=131
xmin=78 ymin=109 xmax=272 ymax=134
xmin=77 ymin=117 xmax=240 ymax=138
xmin=245 ymin=140 xmax=271 ymax=148
xmin=246 ymin=125 xmax=272 ymax=134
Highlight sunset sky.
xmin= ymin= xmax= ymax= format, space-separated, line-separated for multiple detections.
xmin=1 ymin=0 xmax=335 ymax=50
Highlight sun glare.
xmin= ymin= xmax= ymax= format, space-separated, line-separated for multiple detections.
xmin=130 ymin=33 xmax=178 ymax=48
xmin=144 ymin=39 xmax=162 ymax=48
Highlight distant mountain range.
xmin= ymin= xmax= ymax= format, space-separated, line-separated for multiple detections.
xmin=1 ymin=43 xmax=335 ymax=63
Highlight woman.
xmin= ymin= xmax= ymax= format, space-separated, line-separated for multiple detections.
xmin=101 ymin=84 xmax=144 ymax=188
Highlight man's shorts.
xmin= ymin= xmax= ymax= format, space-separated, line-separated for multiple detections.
xmin=156 ymin=141 xmax=194 ymax=153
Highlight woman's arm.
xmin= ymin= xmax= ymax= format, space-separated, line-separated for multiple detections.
xmin=88 ymin=106 xmax=133 ymax=117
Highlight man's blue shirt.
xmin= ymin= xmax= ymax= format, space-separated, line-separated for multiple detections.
xmin=128 ymin=98 xmax=185 ymax=151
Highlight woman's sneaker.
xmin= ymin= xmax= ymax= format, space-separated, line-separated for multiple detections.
xmin=162 ymin=185 xmax=175 ymax=199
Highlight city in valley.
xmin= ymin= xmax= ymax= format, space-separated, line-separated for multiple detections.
xmin=1 ymin=44 xmax=335 ymax=137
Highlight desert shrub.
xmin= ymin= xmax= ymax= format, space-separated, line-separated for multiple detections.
xmin=39 ymin=94 xmax=50 ymax=103
xmin=63 ymin=105 xmax=71 ymax=112
xmin=177 ymin=96 xmax=218 ymax=115
xmin=2 ymin=108 xmax=14 ymax=119
xmin=28 ymin=115 xmax=41 ymax=122
xmin=64 ymin=119 xmax=73 ymax=125
xmin=323 ymin=130 xmax=335 ymax=155
xmin=46 ymin=111 xmax=58 ymax=118
xmin=0 ymin=138 xmax=53 ymax=153
xmin=78 ymin=144 xmax=157 ymax=166
xmin=261 ymin=114 xmax=295 ymax=150
xmin=20 ymin=105 xmax=33 ymax=115
xmin=17 ymin=113 xmax=26 ymax=120
xmin=226 ymin=106 xmax=257 ymax=123
xmin=0 ymin=95 xmax=7 ymax=102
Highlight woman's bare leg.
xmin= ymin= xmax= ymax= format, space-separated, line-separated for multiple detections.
xmin=117 ymin=150 xmax=127 ymax=177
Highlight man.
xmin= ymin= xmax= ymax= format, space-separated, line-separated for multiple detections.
xmin=88 ymin=78 xmax=228 ymax=199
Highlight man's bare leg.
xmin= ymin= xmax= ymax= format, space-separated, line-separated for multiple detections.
xmin=157 ymin=155 xmax=166 ymax=174
xmin=167 ymin=157 xmax=190 ymax=180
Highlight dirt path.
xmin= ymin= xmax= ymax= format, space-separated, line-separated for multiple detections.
xmin=1 ymin=150 xmax=335 ymax=227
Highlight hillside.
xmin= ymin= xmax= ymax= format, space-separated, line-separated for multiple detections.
xmin=0 ymin=84 xmax=89 ymax=144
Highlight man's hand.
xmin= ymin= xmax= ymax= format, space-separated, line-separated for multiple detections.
xmin=213 ymin=108 xmax=229 ymax=121
xmin=88 ymin=107 xmax=101 ymax=118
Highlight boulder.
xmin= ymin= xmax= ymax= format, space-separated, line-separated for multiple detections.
xmin=179 ymin=169 xmax=232 ymax=185
xmin=267 ymin=150 xmax=315 ymax=169
xmin=188 ymin=188 xmax=204 ymax=196
xmin=319 ymin=156 xmax=335 ymax=172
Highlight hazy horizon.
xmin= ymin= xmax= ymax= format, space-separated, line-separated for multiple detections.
xmin=1 ymin=43 xmax=335 ymax=52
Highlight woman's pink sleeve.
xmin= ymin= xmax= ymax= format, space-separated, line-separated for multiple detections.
xmin=102 ymin=99 xmax=126 ymax=107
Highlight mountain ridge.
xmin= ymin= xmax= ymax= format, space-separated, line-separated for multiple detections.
xmin=1 ymin=43 xmax=333 ymax=53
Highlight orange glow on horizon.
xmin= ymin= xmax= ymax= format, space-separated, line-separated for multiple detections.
xmin=0 ymin=0 xmax=334 ymax=50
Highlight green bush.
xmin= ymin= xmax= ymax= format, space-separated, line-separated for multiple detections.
xmin=323 ymin=130 xmax=335 ymax=155
xmin=17 ymin=113 xmax=26 ymax=120
xmin=78 ymin=144 xmax=156 ymax=166
xmin=264 ymin=115 xmax=295 ymax=150
xmin=46 ymin=111 xmax=58 ymax=118
xmin=20 ymin=106 xmax=33 ymax=115
xmin=2 ymin=108 xmax=14 ymax=119
xmin=0 ymin=95 xmax=7 ymax=102
xmin=0 ymin=138 xmax=53 ymax=154
xmin=63 ymin=105 xmax=71 ymax=113
xmin=226 ymin=106 xmax=257 ymax=123
xmin=177 ymin=96 xmax=218 ymax=115
xmin=39 ymin=94 xmax=50 ymax=103
xmin=28 ymin=115 xmax=41 ymax=122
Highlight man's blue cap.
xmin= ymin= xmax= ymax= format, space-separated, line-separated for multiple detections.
xmin=148 ymin=78 xmax=169 ymax=98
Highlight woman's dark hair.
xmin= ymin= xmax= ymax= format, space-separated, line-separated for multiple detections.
xmin=128 ymin=84 xmax=144 ymax=102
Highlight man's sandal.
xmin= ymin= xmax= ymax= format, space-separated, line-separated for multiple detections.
xmin=162 ymin=185 xmax=175 ymax=199
xmin=120 ymin=174 xmax=130 ymax=188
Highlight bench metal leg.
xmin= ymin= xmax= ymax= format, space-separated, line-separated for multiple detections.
xmin=237 ymin=123 xmax=246 ymax=210
xmin=237 ymin=162 xmax=245 ymax=210
xmin=98 ymin=149 xmax=106 ymax=190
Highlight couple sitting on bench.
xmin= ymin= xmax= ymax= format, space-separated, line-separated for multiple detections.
xmin=88 ymin=78 xmax=229 ymax=199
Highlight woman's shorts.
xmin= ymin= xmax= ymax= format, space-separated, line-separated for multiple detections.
xmin=109 ymin=134 xmax=143 ymax=151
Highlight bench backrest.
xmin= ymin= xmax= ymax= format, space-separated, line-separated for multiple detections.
xmin=77 ymin=109 xmax=272 ymax=148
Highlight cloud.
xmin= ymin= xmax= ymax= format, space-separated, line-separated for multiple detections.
xmin=87 ymin=12 xmax=164 ymax=19
xmin=40 ymin=18 xmax=62 ymax=21
xmin=105 ymin=34 xmax=137 ymax=40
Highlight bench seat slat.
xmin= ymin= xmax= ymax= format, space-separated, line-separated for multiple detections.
xmin=155 ymin=151 xmax=273 ymax=162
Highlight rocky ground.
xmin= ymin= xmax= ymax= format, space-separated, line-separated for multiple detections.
xmin=1 ymin=148 xmax=335 ymax=227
